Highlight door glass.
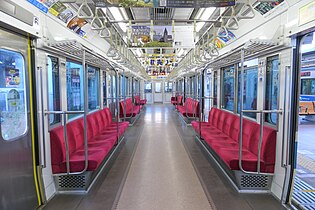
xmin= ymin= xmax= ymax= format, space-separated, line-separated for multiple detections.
xmin=155 ymin=82 xmax=161 ymax=93
xmin=47 ymin=56 xmax=61 ymax=125
xmin=0 ymin=48 xmax=27 ymax=140
xmin=145 ymin=82 xmax=152 ymax=93
xmin=292 ymin=31 xmax=315 ymax=209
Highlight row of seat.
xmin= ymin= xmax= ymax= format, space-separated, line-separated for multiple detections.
xmin=176 ymin=97 xmax=200 ymax=118
xmin=192 ymin=108 xmax=276 ymax=173
xmin=135 ymin=95 xmax=147 ymax=106
xmin=171 ymin=95 xmax=183 ymax=106
xmin=299 ymin=101 xmax=315 ymax=115
xmin=119 ymin=98 xmax=141 ymax=118
xmin=50 ymin=108 xmax=129 ymax=174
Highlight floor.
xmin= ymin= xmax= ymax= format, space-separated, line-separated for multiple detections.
xmin=43 ymin=104 xmax=285 ymax=210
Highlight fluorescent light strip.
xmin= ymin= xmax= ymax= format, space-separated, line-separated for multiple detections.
xmin=195 ymin=7 xmax=216 ymax=32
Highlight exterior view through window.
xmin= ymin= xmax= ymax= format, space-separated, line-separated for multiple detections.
xmin=47 ymin=56 xmax=61 ymax=125
xmin=237 ymin=59 xmax=258 ymax=119
xmin=0 ymin=49 xmax=27 ymax=140
xmin=222 ymin=65 xmax=235 ymax=111
xmin=66 ymin=61 xmax=83 ymax=119
xmin=265 ymin=55 xmax=279 ymax=124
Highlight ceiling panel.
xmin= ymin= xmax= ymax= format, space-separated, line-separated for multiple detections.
xmin=173 ymin=8 xmax=193 ymax=19
xmin=131 ymin=8 xmax=150 ymax=20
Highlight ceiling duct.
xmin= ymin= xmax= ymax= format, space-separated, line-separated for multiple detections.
xmin=151 ymin=8 xmax=174 ymax=25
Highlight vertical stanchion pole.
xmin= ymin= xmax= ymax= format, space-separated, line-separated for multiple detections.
xmin=115 ymin=69 xmax=119 ymax=143
xmin=239 ymin=49 xmax=245 ymax=171
xmin=83 ymin=49 xmax=88 ymax=172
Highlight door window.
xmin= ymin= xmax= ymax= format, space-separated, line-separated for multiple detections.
xmin=0 ymin=49 xmax=27 ymax=140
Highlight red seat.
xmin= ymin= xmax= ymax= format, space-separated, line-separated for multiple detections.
xmin=191 ymin=107 xmax=276 ymax=173
xmin=135 ymin=95 xmax=147 ymax=106
xmin=119 ymin=98 xmax=141 ymax=118
xmin=50 ymin=108 xmax=129 ymax=174
xmin=177 ymin=98 xmax=200 ymax=118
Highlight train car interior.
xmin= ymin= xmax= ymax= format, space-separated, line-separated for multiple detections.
xmin=1 ymin=0 xmax=315 ymax=209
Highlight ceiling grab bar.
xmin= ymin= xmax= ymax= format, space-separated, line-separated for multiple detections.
xmin=224 ymin=7 xmax=239 ymax=30
xmin=77 ymin=0 xmax=94 ymax=19
xmin=236 ymin=1 xmax=255 ymax=20
xmin=91 ymin=7 xmax=105 ymax=30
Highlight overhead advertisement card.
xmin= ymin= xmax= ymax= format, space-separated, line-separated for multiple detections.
xmin=96 ymin=0 xmax=234 ymax=7
xmin=130 ymin=25 xmax=173 ymax=48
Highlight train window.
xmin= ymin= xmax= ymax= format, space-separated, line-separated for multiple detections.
xmin=222 ymin=65 xmax=235 ymax=112
xmin=301 ymin=79 xmax=315 ymax=95
xmin=265 ymin=55 xmax=279 ymax=124
xmin=47 ymin=56 xmax=61 ymax=125
xmin=145 ymin=82 xmax=152 ymax=93
xmin=237 ymin=66 xmax=258 ymax=119
xmin=66 ymin=61 xmax=83 ymax=119
xmin=213 ymin=71 xmax=218 ymax=107
xmin=0 ymin=49 xmax=27 ymax=140
xmin=164 ymin=82 xmax=172 ymax=93
xmin=88 ymin=66 xmax=100 ymax=111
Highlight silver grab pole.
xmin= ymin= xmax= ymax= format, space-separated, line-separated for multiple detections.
xmin=39 ymin=67 xmax=46 ymax=168
xmin=115 ymin=69 xmax=119 ymax=142
xmin=63 ymin=112 xmax=70 ymax=174
xmin=82 ymin=49 xmax=89 ymax=173
xmin=281 ymin=66 xmax=288 ymax=168
xmin=239 ymin=48 xmax=245 ymax=172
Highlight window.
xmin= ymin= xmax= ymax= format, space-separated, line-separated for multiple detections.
xmin=88 ymin=66 xmax=100 ymax=110
xmin=0 ymin=49 xmax=27 ymax=140
xmin=164 ymin=82 xmax=172 ymax=93
xmin=265 ymin=55 xmax=279 ymax=124
xmin=222 ymin=65 xmax=235 ymax=111
xmin=301 ymin=79 xmax=315 ymax=95
xmin=213 ymin=71 xmax=218 ymax=106
xmin=66 ymin=61 xmax=83 ymax=119
xmin=155 ymin=82 xmax=161 ymax=93
xmin=237 ymin=64 xmax=258 ymax=118
xmin=47 ymin=56 xmax=61 ymax=125
xmin=145 ymin=82 xmax=152 ymax=93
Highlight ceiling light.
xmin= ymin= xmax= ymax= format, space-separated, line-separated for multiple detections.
xmin=195 ymin=7 xmax=216 ymax=32
xmin=106 ymin=7 xmax=127 ymax=32
xmin=120 ymin=8 xmax=128 ymax=20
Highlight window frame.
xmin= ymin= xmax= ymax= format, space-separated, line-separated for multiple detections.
xmin=87 ymin=65 xmax=100 ymax=111
xmin=47 ymin=55 xmax=62 ymax=127
xmin=236 ymin=60 xmax=259 ymax=120
xmin=0 ymin=48 xmax=28 ymax=141
xmin=221 ymin=64 xmax=237 ymax=112
xmin=264 ymin=54 xmax=280 ymax=126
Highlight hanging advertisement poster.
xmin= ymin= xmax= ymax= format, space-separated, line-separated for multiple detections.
xmin=40 ymin=0 xmax=57 ymax=7
xmin=96 ymin=0 xmax=234 ymax=7
xmin=5 ymin=68 xmax=20 ymax=87
xmin=214 ymin=30 xmax=236 ymax=49
xmin=67 ymin=17 xmax=88 ymax=37
xmin=27 ymin=0 xmax=87 ymax=37
xmin=131 ymin=26 xmax=151 ymax=47
xmin=130 ymin=25 xmax=173 ymax=47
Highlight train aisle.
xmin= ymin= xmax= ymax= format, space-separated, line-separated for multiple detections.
xmin=115 ymin=104 xmax=213 ymax=210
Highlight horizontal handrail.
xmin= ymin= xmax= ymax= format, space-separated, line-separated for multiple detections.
xmin=45 ymin=110 xmax=85 ymax=115
xmin=242 ymin=109 xmax=283 ymax=114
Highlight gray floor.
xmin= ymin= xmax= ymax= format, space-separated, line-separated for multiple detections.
xmin=43 ymin=104 xmax=285 ymax=210
xmin=115 ymin=105 xmax=212 ymax=210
